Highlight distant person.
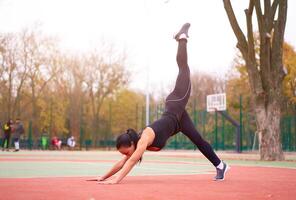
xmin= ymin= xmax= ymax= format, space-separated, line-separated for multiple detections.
xmin=41 ymin=128 xmax=49 ymax=150
xmin=67 ymin=136 xmax=76 ymax=149
xmin=2 ymin=119 xmax=13 ymax=151
xmin=51 ymin=136 xmax=62 ymax=150
xmin=13 ymin=118 xmax=25 ymax=152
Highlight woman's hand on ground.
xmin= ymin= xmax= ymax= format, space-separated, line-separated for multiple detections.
xmin=97 ymin=177 xmax=118 ymax=185
xmin=97 ymin=176 xmax=105 ymax=181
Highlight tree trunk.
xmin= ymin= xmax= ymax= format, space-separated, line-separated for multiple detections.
xmin=255 ymin=98 xmax=284 ymax=160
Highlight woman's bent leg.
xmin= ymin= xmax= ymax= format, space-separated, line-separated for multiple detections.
xmin=179 ymin=111 xmax=221 ymax=167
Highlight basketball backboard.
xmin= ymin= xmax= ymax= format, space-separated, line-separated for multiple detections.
xmin=206 ymin=93 xmax=226 ymax=112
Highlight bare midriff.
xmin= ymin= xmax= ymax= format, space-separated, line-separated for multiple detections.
xmin=146 ymin=146 xmax=161 ymax=151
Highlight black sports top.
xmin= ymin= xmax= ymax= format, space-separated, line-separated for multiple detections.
xmin=147 ymin=112 xmax=180 ymax=150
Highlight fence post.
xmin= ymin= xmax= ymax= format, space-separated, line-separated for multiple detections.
xmin=194 ymin=99 xmax=197 ymax=129
xmin=222 ymin=114 xmax=225 ymax=150
xmin=287 ymin=116 xmax=291 ymax=151
xmin=28 ymin=120 xmax=33 ymax=150
xmin=49 ymin=98 xmax=53 ymax=140
xmin=240 ymin=95 xmax=243 ymax=152
xmin=142 ymin=106 xmax=145 ymax=129
xmin=202 ymin=111 xmax=206 ymax=137
xmin=109 ymin=101 xmax=112 ymax=142
xmin=135 ymin=103 xmax=138 ymax=130
xmin=294 ymin=115 xmax=296 ymax=151
xmin=217 ymin=111 xmax=241 ymax=153
xmin=215 ymin=110 xmax=218 ymax=150
xmin=79 ymin=125 xmax=84 ymax=150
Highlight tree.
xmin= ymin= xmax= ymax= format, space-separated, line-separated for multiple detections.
xmin=223 ymin=0 xmax=287 ymax=160
xmin=0 ymin=27 xmax=132 ymax=145
xmin=21 ymin=28 xmax=61 ymax=137
xmin=83 ymin=46 xmax=129 ymax=145
xmin=228 ymin=41 xmax=296 ymax=115
xmin=110 ymin=89 xmax=145 ymax=135
xmin=0 ymin=32 xmax=28 ymax=120
xmin=59 ymin=55 xmax=85 ymax=141
xmin=282 ymin=43 xmax=296 ymax=112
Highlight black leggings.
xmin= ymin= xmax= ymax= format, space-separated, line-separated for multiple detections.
xmin=179 ymin=111 xmax=221 ymax=166
xmin=166 ymin=39 xmax=221 ymax=167
xmin=165 ymin=39 xmax=191 ymax=121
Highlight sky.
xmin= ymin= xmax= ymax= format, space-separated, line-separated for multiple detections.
xmin=0 ymin=0 xmax=295 ymax=93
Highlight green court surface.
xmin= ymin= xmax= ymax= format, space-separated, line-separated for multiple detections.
xmin=0 ymin=150 xmax=295 ymax=179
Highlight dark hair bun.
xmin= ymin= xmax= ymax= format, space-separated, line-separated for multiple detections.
xmin=126 ymin=129 xmax=139 ymax=143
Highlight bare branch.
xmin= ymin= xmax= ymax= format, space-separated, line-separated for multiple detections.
xmin=248 ymin=0 xmax=255 ymax=15
xmin=277 ymin=0 xmax=287 ymax=43
xmin=254 ymin=0 xmax=264 ymax=33
xmin=271 ymin=0 xmax=287 ymax=82
xmin=264 ymin=0 xmax=271 ymax=16
xmin=267 ymin=0 xmax=279 ymax=32
xmin=271 ymin=0 xmax=279 ymax=19
xmin=245 ymin=2 xmax=256 ymax=64
xmin=223 ymin=0 xmax=248 ymax=55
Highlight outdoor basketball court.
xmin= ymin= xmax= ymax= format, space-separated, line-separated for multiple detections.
xmin=0 ymin=150 xmax=296 ymax=200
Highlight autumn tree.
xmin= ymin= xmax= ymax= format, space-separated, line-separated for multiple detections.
xmin=223 ymin=0 xmax=287 ymax=160
xmin=227 ymin=41 xmax=296 ymax=114
xmin=110 ymin=89 xmax=145 ymax=135
xmin=83 ymin=46 xmax=129 ymax=145
xmin=0 ymin=32 xmax=27 ymax=120
xmin=58 ymin=55 xmax=86 ymax=141
xmin=282 ymin=43 xmax=296 ymax=112
xmin=20 ymin=28 xmax=61 ymax=137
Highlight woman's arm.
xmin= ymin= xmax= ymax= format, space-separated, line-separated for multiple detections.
xmin=98 ymin=128 xmax=154 ymax=184
xmin=113 ymin=137 xmax=148 ymax=183
xmin=98 ymin=156 xmax=129 ymax=181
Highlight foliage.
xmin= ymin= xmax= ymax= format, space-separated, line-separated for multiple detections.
xmin=282 ymin=43 xmax=296 ymax=112
xmin=0 ymin=28 xmax=129 ymax=142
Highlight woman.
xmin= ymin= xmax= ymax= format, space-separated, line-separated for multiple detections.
xmin=98 ymin=23 xmax=229 ymax=184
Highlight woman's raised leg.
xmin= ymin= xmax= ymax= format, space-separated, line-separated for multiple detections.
xmin=165 ymin=23 xmax=191 ymax=120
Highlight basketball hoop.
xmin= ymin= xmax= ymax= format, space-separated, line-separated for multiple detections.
xmin=208 ymin=107 xmax=218 ymax=112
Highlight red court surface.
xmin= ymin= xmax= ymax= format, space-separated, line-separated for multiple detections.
xmin=1 ymin=166 xmax=295 ymax=200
